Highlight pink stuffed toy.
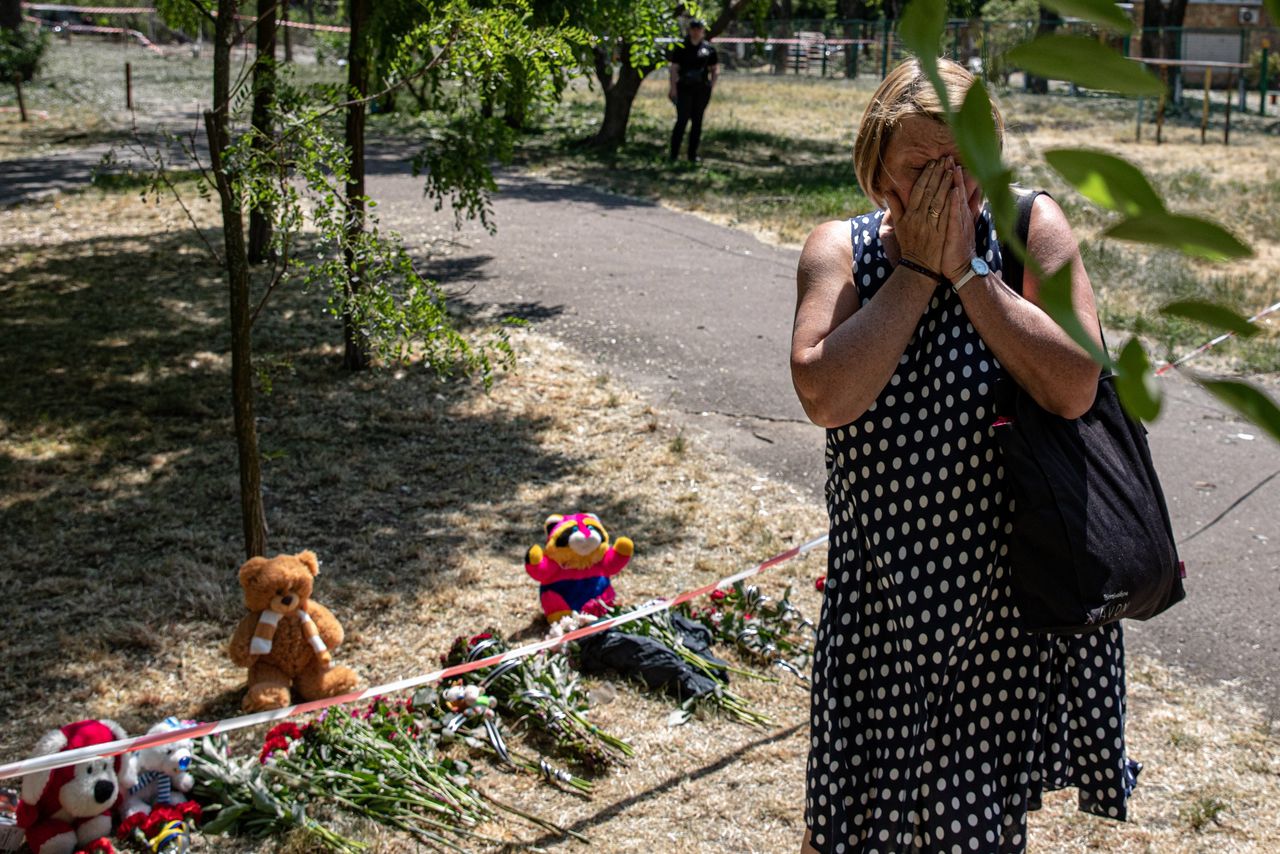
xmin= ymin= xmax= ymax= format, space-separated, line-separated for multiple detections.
xmin=17 ymin=719 xmax=135 ymax=854
xmin=525 ymin=513 xmax=633 ymax=622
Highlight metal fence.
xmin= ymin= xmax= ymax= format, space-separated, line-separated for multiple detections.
xmin=714 ymin=18 xmax=1277 ymax=101
xmin=20 ymin=2 xmax=348 ymax=60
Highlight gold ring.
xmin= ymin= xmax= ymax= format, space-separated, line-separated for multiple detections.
xmin=928 ymin=208 xmax=941 ymax=219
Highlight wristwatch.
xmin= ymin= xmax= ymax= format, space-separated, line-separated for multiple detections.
xmin=950 ymin=256 xmax=990 ymax=292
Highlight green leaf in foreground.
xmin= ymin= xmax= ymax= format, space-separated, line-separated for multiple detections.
xmin=1199 ymin=378 xmax=1280 ymax=445
xmin=1039 ymin=0 xmax=1133 ymax=33
xmin=1037 ymin=265 xmax=1111 ymax=369
xmin=1043 ymin=149 xmax=1165 ymax=217
xmin=899 ymin=0 xmax=949 ymax=111
xmin=1104 ymin=212 xmax=1252 ymax=261
xmin=951 ymin=81 xmax=1017 ymax=242
xmin=1160 ymin=300 xmax=1261 ymax=338
xmin=1006 ymin=36 xmax=1165 ymax=96
xmin=202 ymin=803 xmax=251 ymax=835
xmin=953 ymin=81 xmax=1004 ymax=183
xmin=1114 ymin=338 xmax=1162 ymax=422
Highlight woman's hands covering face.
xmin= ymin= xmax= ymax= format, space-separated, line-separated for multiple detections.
xmin=885 ymin=157 xmax=982 ymax=283
xmin=884 ymin=158 xmax=953 ymax=277
xmin=941 ymin=160 xmax=978 ymax=283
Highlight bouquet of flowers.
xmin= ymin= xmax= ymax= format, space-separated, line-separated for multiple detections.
xmin=412 ymin=684 xmax=594 ymax=795
xmin=616 ymin=606 xmax=774 ymax=728
xmin=192 ymin=730 xmax=364 ymax=853
xmin=682 ymin=581 xmax=816 ymax=681
xmin=441 ymin=632 xmax=634 ymax=771
xmin=194 ymin=698 xmax=584 ymax=852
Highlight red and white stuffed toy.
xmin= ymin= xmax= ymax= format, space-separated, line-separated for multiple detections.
xmin=17 ymin=719 xmax=135 ymax=854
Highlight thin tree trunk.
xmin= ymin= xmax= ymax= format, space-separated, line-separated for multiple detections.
xmin=1025 ymin=6 xmax=1061 ymax=94
xmin=0 ymin=0 xmax=21 ymax=31
xmin=342 ymin=0 xmax=371 ymax=371
xmin=1141 ymin=0 xmax=1188 ymax=60
xmin=247 ymin=0 xmax=277 ymax=264
xmin=209 ymin=0 xmax=268 ymax=558
xmin=282 ymin=0 xmax=292 ymax=63
xmin=836 ymin=0 xmax=869 ymax=79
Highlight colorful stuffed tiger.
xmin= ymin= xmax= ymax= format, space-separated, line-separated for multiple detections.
xmin=525 ymin=513 xmax=633 ymax=622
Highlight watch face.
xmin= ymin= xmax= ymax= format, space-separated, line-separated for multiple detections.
xmin=971 ymin=257 xmax=990 ymax=276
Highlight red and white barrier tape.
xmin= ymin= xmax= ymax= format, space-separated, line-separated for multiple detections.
xmin=1155 ymin=298 xmax=1280 ymax=376
xmin=241 ymin=17 xmax=350 ymax=33
xmin=22 ymin=3 xmax=353 ymax=32
xmin=0 ymin=534 xmax=828 ymax=781
xmin=37 ymin=21 xmax=165 ymax=53
xmin=24 ymin=3 xmax=155 ymax=13
xmin=712 ymin=37 xmax=875 ymax=46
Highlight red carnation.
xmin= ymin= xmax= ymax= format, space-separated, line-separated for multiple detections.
xmin=710 ymin=589 xmax=727 ymax=601
xmin=470 ymin=632 xmax=494 ymax=645
xmin=177 ymin=801 xmax=203 ymax=823
xmin=258 ymin=735 xmax=290 ymax=763
xmin=116 ymin=812 xmax=147 ymax=839
xmin=265 ymin=722 xmax=302 ymax=742
xmin=815 ymin=575 xmax=826 ymax=592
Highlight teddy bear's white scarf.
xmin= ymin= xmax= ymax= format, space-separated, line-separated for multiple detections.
xmin=250 ymin=607 xmax=332 ymax=669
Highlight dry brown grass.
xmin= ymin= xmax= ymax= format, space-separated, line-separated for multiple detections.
xmin=2 ymin=186 xmax=1279 ymax=853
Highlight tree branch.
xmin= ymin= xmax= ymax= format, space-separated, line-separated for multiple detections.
xmin=184 ymin=0 xmax=216 ymax=26
xmin=593 ymin=43 xmax=614 ymax=92
xmin=709 ymin=0 xmax=753 ymax=39
xmin=263 ymin=29 xmax=462 ymax=156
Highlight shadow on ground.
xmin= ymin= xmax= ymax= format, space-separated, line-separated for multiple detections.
xmin=0 ymin=210 xmax=693 ymax=749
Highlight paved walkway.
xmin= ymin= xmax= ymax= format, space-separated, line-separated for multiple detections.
xmin=368 ymin=168 xmax=1280 ymax=715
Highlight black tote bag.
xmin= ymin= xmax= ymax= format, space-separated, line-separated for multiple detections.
xmin=993 ymin=189 xmax=1185 ymax=634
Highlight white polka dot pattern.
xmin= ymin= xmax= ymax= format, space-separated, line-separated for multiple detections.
xmin=805 ymin=210 xmax=1139 ymax=854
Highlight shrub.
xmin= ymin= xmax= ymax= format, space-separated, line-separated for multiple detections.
xmin=0 ymin=24 xmax=48 ymax=83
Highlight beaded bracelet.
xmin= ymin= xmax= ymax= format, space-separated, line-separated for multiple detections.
xmin=897 ymin=257 xmax=947 ymax=284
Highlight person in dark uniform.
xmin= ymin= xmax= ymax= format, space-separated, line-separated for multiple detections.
xmin=667 ymin=19 xmax=719 ymax=163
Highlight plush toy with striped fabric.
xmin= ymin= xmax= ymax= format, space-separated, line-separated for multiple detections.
xmin=117 ymin=719 xmax=196 ymax=822
xmin=228 ymin=551 xmax=358 ymax=712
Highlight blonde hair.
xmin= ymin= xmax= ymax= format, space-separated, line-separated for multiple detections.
xmin=853 ymin=58 xmax=1005 ymax=208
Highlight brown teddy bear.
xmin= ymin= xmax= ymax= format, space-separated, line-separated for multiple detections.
xmin=229 ymin=550 xmax=358 ymax=712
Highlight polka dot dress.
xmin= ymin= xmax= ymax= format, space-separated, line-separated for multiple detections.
xmin=805 ymin=209 xmax=1140 ymax=854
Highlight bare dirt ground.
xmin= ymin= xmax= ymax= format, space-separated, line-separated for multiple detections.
xmin=2 ymin=186 xmax=1279 ymax=852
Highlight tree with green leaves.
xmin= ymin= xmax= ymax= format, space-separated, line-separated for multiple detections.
xmin=898 ymin=0 xmax=1280 ymax=441
xmin=578 ymin=1 xmax=689 ymax=148
xmin=153 ymin=0 xmax=580 ymax=555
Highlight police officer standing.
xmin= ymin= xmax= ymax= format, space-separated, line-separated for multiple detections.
xmin=667 ymin=19 xmax=719 ymax=164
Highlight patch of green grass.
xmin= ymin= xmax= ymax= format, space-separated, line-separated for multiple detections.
xmin=1181 ymin=792 xmax=1231 ymax=832
xmin=668 ymin=432 xmax=687 ymax=456
xmin=1084 ymin=241 xmax=1280 ymax=373
xmin=506 ymin=78 xmax=870 ymax=244
xmin=90 ymin=167 xmax=203 ymax=192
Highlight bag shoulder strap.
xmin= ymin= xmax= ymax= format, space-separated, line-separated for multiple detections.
xmin=999 ymin=188 xmax=1111 ymax=359
xmin=998 ymin=188 xmax=1041 ymax=298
